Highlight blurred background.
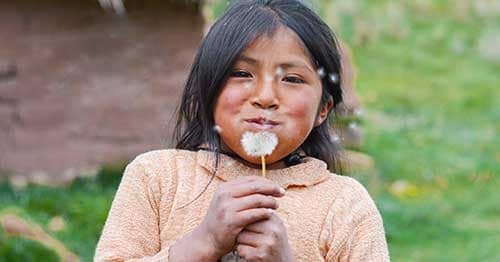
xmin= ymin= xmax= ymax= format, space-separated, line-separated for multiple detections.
xmin=0 ymin=0 xmax=498 ymax=261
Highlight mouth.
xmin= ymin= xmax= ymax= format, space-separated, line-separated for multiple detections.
xmin=244 ymin=117 xmax=280 ymax=130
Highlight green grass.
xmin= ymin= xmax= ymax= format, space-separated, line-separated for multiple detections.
xmin=0 ymin=163 xmax=125 ymax=261
xmin=325 ymin=0 xmax=500 ymax=260
xmin=1 ymin=0 xmax=499 ymax=261
xmin=0 ymin=231 xmax=59 ymax=262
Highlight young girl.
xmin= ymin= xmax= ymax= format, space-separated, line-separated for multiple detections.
xmin=95 ymin=0 xmax=389 ymax=261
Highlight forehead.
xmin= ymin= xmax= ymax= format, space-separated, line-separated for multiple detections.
xmin=238 ymin=26 xmax=314 ymax=65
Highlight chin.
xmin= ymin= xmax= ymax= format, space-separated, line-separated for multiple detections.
xmin=241 ymin=156 xmax=263 ymax=166
xmin=239 ymin=151 xmax=284 ymax=166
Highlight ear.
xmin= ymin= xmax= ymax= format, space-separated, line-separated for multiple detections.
xmin=314 ymin=98 xmax=334 ymax=127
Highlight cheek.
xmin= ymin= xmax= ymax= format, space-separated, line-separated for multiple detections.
xmin=217 ymin=85 xmax=248 ymax=110
xmin=277 ymin=91 xmax=321 ymax=150
xmin=214 ymin=84 xmax=249 ymax=128
xmin=285 ymin=94 xmax=319 ymax=125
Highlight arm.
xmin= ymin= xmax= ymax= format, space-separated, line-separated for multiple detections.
xmin=347 ymin=210 xmax=389 ymax=262
xmin=324 ymin=177 xmax=390 ymax=262
xmin=95 ymin=156 xmax=284 ymax=262
xmin=94 ymin=156 xmax=181 ymax=261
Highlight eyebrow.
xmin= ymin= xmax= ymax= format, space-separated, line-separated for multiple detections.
xmin=236 ymin=55 xmax=315 ymax=74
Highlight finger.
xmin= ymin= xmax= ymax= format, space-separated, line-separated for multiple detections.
xmin=236 ymin=244 xmax=260 ymax=261
xmin=224 ymin=175 xmax=264 ymax=187
xmin=245 ymin=212 xmax=281 ymax=234
xmin=231 ymin=180 xmax=285 ymax=198
xmin=234 ymin=194 xmax=279 ymax=211
xmin=243 ymin=220 xmax=269 ymax=234
xmin=236 ymin=230 xmax=263 ymax=247
xmin=234 ymin=208 xmax=273 ymax=228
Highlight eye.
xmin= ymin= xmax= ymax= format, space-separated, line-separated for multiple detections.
xmin=283 ymin=76 xmax=305 ymax=84
xmin=230 ymin=70 xmax=252 ymax=78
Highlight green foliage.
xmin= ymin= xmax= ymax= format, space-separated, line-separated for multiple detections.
xmin=322 ymin=0 xmax=499 ymax=260
xmin=0 ymin=162 xmax=125 ymax=262
xmin=0 ymin=229 xmax=59 ymax=262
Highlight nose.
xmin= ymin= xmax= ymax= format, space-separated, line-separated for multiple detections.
xmin=250 ymin=76 xmax=279 ymax=110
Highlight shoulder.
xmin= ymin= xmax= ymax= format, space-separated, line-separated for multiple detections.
xmin=320 ymin=174 xmax=389 ymax=260
xmin=319 ymin=174 xmax=385 ymax=243
xmin=132 ymin=148 xmax=193 ymax=162
xmin=327 ymin=174 xmax=373 ymax=199
xmin=322 ymin=173 xmax=380 ymax=217
xmin=131 ymin=148 xmax=199 ymax=164
xmin=126 ymin=149 xmax=199 ymax=178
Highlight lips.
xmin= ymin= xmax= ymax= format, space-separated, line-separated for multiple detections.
xmin=244 ymin=117 xmax=280 ymax=130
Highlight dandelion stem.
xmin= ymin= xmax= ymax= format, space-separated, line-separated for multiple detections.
xmin=261 ymin=155 xmax=266 ymax=177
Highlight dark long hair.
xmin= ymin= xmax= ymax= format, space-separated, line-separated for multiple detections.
xmin=174 ymin=0 xmax=343 ymax=171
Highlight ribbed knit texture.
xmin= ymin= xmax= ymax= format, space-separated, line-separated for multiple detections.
xmin=95 ymin=149 xmax=389 ymax=261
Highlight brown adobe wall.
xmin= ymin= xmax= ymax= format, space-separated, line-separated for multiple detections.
xmin=0 ymin=0 xmax=204 ymax=184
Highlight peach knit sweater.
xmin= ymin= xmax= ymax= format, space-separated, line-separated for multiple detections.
xmin=95 ymin=149 xmax=389 ymax=261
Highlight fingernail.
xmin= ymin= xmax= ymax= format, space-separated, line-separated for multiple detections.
xmin=279 ymin=188 xmax=286 ymax=194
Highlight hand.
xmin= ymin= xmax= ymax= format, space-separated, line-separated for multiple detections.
xmin=236 ymin=212 xmax=295 ymax=262
xmin=197 ymin=175 xmax=286 ymax=260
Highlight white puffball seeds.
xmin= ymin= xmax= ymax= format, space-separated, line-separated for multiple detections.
xmin=241 ymin=131 xmax=278 ymax=157
xmin=328 ymin=73 xmax=339 ymax=84
xmin=275 ymin=67 xmax=284 ymax=78
xmin=354 ymin=108 xmax=365 ymax=117
xmin=213 ymin=125 xmax=222 ymax=134
xmin=264 ymin=110 xmax=274 ymax=118
xmin=317 ymin=67 xmax=326 ymax=78
xmin=264 ymin=74 xmax=274 ymax=83
xmin=243 ymin=82 xmax=253 ymax=89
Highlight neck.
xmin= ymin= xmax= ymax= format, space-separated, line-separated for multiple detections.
xmin=237 ymin=156 xmax=288 ymax=170
xmin=218 ymin=142 xmax=288 ymax=170
xmin=196 ymin=142 xmax=299 ymax=170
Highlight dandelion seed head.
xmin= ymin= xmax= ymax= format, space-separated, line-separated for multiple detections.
xmin=317 ymin=67 xmax=326 ymax=78
xmin=354 ymin=108 xmax=365 ymax=117
xmin=328 ymin=73 xmax=339 ymax=84
xmin=241 ymin=131 xmax=278 ymax=157
xmin=264 ymin=74 xmax=274 ymax=83
xmin=213 ymin=125 xmax=222 ymax=133
xmin=264 ymin=110 xmax=274 ymax=118
xmin=275 ymin=67 xmax=284 ymax=78
xmin=348 ymin=121 xmax=358 ymax=129
xmin=243 ymin=82 xmax=253 ymax=89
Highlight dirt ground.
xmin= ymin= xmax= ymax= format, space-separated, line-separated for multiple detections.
xmin=0 ymin=0 xmax=204 ymax=184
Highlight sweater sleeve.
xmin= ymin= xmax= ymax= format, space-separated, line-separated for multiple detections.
xmin=346 ymin=207 xmax=389 ymax=262
xmin=324 ymin=177 xmax=390 ymax=262
xmin=94 ymin=155 xmax=170 ymax=262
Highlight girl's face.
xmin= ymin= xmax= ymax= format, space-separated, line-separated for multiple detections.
xmin=214 ymin=26 xmax=333 ymax=168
